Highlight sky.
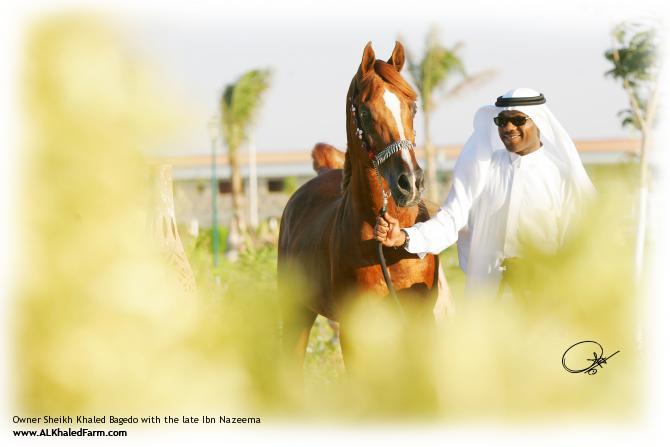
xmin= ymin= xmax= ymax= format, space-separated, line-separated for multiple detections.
xmin=4 ymin=0 xmax=662 ymax=155
xmin=106 ymin=0 xmax=666 ymax=156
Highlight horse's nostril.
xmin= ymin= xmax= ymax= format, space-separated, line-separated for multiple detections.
xmin=416 ymin=174 xmax=424 ymax=190
xmin=397 ymin=174 xmax=411 ymax=192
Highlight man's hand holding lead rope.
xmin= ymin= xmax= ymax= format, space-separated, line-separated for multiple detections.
xmin=374 ymin=213 xmax=407 ymax=248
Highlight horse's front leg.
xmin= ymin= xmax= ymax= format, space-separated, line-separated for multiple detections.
xmin=280 ymin=304 xmax=317 ymax=371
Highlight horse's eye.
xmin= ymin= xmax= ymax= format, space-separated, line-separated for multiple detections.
xmin=412 ymin=103 xmax=417 ymax=116
xmin=358 ymin=107 xmax=372 ymax=125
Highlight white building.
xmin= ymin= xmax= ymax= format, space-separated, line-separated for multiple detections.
xmin=154 ymin=139 xmax=639 ymax=230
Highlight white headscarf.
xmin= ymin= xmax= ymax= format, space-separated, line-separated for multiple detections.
xmin=455 ymin=88 xmax=595 ymax=279
xmin=473 ymin=87 xmax=595 ymax=200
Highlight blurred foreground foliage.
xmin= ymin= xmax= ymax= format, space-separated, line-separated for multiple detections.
xmin=14 ymin=14 xmax=641 ymax=425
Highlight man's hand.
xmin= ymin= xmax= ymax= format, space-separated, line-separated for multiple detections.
xmin=374 ymin=212 xmax=407 ymax=248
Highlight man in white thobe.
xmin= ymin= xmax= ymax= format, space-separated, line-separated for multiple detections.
xmin=375 ymin=88 xmax=595 ymax=297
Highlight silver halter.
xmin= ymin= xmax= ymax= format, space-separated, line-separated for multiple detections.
xmin=372 ymin=139 xmax=415 ymax=169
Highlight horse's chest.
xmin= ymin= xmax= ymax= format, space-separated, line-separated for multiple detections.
xmin=354 ymin=257 xmax=432 ymax=294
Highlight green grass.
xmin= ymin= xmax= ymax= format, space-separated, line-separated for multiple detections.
xmin=184 ymin=161 xmax=640 ymax=388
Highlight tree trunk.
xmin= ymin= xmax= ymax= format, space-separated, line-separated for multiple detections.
xmin=209 ymin=124 xmax=220 ymax=267
xmin=632 ymin=81 xmax=658 ymax=280
xmin=229 ymin=145 xmax=245 ymax=258
xmin=423 ymin=110 xmax=439 ymax=203
xmin=248 ymin=133 xmax=259 ymax=229
xmin=634 ymin=130 xmax=648 ymax=280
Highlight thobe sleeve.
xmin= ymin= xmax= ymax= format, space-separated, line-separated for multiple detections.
xmin=558 ymin=179 xmax=579 ymax=246
xmin=403 ymin=134 xmax=489 ymax=258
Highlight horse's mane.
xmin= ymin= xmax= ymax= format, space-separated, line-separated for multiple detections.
xmin=342 ymin=152 xmax=352 ymax=192
xmin=342 ymin=60 xmax=417 ymax=192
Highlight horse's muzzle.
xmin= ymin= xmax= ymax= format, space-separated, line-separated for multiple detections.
xmin=392 ymin=167 xmax=424 ymax=207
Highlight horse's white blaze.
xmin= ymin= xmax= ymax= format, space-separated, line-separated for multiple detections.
xmin=383 ymin=88 xmax=416 ymax=199
xmin=382 ymin=89 xmax=405 ymax=140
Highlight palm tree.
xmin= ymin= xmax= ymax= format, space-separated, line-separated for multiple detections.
xmin=220 ymin=68 xmax=272 ymax=258
xmin=405 ymin=26 xmax=495 ymax=203
xmin=604 ymin=21 xmax=659 ymax=278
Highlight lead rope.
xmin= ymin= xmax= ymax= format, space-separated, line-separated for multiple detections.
xmin=373 ymin=167 xmax=406 ymax=321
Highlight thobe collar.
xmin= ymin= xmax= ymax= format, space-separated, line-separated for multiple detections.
xmin=508 ymin=144 xmax=545 ymax=168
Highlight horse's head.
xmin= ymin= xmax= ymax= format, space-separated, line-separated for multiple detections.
xmin=347 ymin=41 xmax=424 ymax=208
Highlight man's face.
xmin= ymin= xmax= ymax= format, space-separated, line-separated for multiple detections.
xmin=496 ymin=110 xmax=541 ymax=156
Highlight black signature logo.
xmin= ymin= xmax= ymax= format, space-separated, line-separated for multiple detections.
xmin=562 ymin=340 xmax=620 ymax=375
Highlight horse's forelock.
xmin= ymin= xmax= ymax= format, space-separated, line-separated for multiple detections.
xmin=373 ymin=60 xmax=416 ymax=101
xmin=355 ymin=60 xmax=416 ymax=103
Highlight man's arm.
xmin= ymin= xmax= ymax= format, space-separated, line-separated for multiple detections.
xmin=376 ymin=132 xmax=492 ymax=256
xmin=402 ymin=178 xmax=476 ymax=256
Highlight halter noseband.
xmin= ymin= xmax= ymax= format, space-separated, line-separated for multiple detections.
xmin=371 ymin=139 xmax=415 ymax=169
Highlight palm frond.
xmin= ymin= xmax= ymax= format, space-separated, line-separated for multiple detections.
xmin=617 ymin=108 xmax=641 ymax=130
xmin=419 ymin=39 xmax=465 ymax=111
xmin=604 ymin=23 xmax=657 ymax=83
xmin=604 ymin=21 xmax=659 ymax=132
xmin=220 ymin=68 xmax=272 ymax=151
xmin=443 ymin=69 xmax=498 ymax=100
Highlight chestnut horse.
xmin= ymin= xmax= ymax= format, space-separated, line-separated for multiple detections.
xmin=278 ymin=42 xmax=439 ymax=366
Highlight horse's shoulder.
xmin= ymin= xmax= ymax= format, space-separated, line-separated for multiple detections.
xmin=417 ymin=200 xmax=439 ymax=221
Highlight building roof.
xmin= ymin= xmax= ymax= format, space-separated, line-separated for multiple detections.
xmin=153 ymin=139 xmax=639 ymax=180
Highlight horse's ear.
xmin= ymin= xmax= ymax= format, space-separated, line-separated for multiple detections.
xmin=360 ymin=41 xmax=376 ymax=75
xmin=387 ymin=41 xmax=405 ymax=72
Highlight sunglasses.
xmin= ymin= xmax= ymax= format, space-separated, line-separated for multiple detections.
xmin=493 ymin=115 xmax=531 ymax=127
